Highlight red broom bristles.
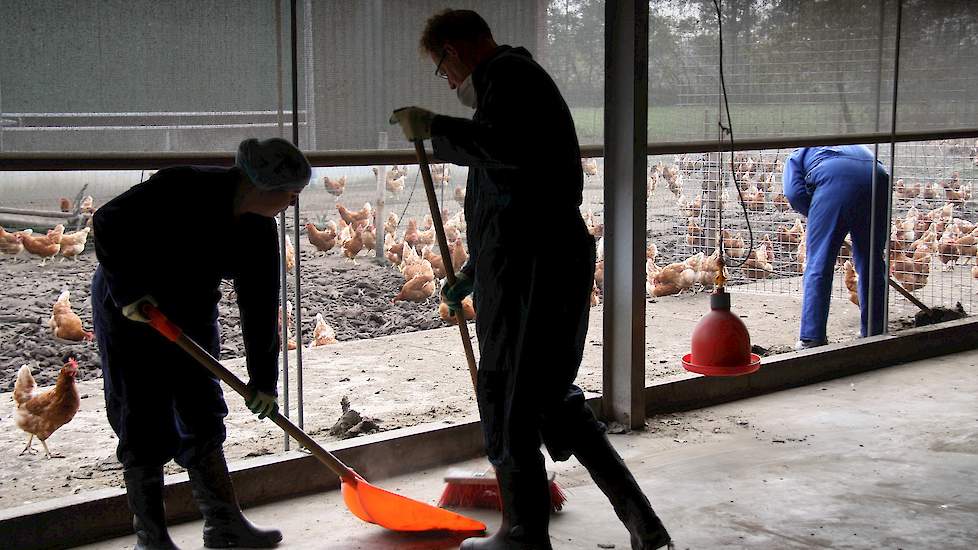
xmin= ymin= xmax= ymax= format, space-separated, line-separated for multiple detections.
xmin=438 ymin=474 xmax=567 ymax=512
xmin=549 ymin=480 xmax=567 ymax=511
xmin=438 ymin=483 xmax=503 ymax=510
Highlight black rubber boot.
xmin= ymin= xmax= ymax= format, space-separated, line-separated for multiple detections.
xmin=187 ymin=449 xmax=282 ymax=548
xmin=574 ymin=432 xmax=672 ymax=550
xmin=460 ymin=466 xmax=553 ymax=550
xmin=123 ymin=466 xmax=181 ymax=550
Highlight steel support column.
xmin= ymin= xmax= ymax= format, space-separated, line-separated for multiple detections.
xmin=602 ymin=0 xmax=649 ymax=429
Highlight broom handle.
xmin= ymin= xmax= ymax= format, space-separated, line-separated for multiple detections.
xmin=887 ymin=276 xmax=933 ymax=314
xmin=413 ymin=141 xmax=479 ymax=392
xmin=143 ymin=304 xmax=358 ymax=483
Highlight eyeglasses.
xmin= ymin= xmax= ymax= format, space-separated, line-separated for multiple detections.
xmin=434 ymin=50 xmax=448 ymax=79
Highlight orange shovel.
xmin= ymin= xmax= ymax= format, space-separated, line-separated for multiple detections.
xmin=142 ymin=303 xmax=486 ymax=533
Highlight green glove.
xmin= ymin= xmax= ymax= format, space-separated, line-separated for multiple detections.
xmin=246 ymin=390 xmax=278 ymax=420
xmin=441 ymin=272 xmax=474 ymax=314
xmin=121 ymin=295 xmax=158 ymax=323
xmin=389 ymin=106 xmax=435 ymax=141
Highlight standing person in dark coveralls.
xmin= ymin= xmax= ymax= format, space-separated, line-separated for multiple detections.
xmin=91 ymin=138 xmax=311 ymax=549
xmin=782 ymin=145 xmax=889 ymax=350
xmin=391 ymin=10 xmax=671 ymax=550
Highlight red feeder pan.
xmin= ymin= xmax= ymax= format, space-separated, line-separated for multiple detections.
xmin=682 ymin=290 xmax=761 ymax=376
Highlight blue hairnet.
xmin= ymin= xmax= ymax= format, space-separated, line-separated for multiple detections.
xmin=235 ymin=138 xmax=312 ymax=192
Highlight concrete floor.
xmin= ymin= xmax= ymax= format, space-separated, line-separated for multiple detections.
xmin=78 ymin=350 xmax=978 ymax=550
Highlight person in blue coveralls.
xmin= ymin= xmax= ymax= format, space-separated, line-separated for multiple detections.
xmin=782 ymin=145 xmax=890 ymax=350
xmin=391 ymin=9 xmax=671 ymax=550
xmin=91 ymin=137 xmax=310 ymax=549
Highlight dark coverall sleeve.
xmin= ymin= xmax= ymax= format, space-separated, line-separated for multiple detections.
xmin=782 ymin=148 xmax=812 ymax=217
xmin=232 ymin=218 xmax=281 ymax=395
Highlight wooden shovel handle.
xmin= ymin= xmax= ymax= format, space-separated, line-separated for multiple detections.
xmin=412 ymin=141 xmax=479 ymax=392
xmin=143 ymin=304 xmax=357 ymax=483
xmin=887 ymin=277 xmax=932 ymax=314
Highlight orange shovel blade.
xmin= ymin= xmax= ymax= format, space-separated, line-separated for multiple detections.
xmin=341 ymin=474 xmax=486 ymax=532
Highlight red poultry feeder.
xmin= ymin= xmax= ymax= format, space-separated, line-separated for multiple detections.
xmin=682 ymin=289 xmax=761 ymax=376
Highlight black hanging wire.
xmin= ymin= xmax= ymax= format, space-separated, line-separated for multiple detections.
xmin=440 ymin=165 xmax=446 ymax=209
xmin=395 ymin=167 xmax=422 ymax=235
xmin=713 ymin=0 xmax=755 ymax=269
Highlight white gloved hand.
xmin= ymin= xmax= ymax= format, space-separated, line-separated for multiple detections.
xmin=246 ymin=390 xmax=278 ymax=419
xmin=389 ymin=107 xmax=435 ymax=141
xmin=121 ymin=295 xmax=159 ymax=323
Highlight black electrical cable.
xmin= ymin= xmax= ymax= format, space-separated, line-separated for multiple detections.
xmin=713 ymin=0 xmax=755 ymax=269
xmin=396 ymin=167 xmax=422 ymax=234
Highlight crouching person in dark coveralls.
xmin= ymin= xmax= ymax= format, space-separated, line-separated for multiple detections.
xmin=391 ymin=10 xmax=672 ymax=550
xmin=91 ymin=138 xmax=311 ymax=549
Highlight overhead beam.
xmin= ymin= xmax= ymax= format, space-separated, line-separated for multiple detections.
xmin=2 ymin=128 xmax=977 ymax=170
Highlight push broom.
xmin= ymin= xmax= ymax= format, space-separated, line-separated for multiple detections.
xmin=142 ymin=303 xmax=485 ymax=533
xmin=404 ymin=133 xmax=566 ymax=512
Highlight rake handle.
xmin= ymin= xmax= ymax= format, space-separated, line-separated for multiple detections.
xmin=143 ymin=304 xmax=357 ymax=483
xmin=412 ymin=140 xmax=479 ymax=392
xmin=887 ymin=276 xmax=933 ymax=314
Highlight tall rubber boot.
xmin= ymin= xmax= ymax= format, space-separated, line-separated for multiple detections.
xmin=187 ymin=448 xmax=282 ymax=548
xmin=574 ymin=432 xmax=672 ymax=550
xmin=123 ymin=466 xmax=181 ymax=550
xmin=460 ymin=466 xmax=553 ymax=550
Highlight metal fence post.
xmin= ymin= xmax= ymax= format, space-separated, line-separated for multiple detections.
xmin=375 ymin=131 xmax=388 ymax=261
xmin=603 ymin=0 xmax=649 ymax=429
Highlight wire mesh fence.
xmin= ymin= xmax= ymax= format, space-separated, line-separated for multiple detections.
xmin=572 ymin=138 xmax=978 ymax=336
xmin=297 ymin=162 xmax=469 ymax=256
xmin=300 ymin=137 xmax=978 ymax=334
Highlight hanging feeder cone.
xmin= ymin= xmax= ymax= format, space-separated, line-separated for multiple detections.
xmin=682 ymin=289 xmax=761 ymax=377
xmin=681 ymin=0 xmax=764 ymax=378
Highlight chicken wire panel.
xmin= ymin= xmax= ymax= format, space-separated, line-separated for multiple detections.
xmin=300 ymin=0 xmax=604 ymax=151
xmin=634 ymin=138 xmax=978 ymax=329
xmin=895 ymin=0 xmax=978 ymax=133
xmin=644 ymin=149 xmax=803 ymax=298
xmin=545 ymin=0 xmax=606 ymax=146
xmin=1 ymin=1 xmax=604 ymax=154
xmin=0 ymin=0 xmax=295 ymax=153
xmin=647 ymin=0 xmax=903 ymax=142
xmin=887 ymin=139 xmax=978 ymax=318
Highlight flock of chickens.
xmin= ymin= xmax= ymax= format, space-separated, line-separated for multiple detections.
xmin=1 ymin=196 xmax=98 ymax=347
xmin=284 ymin=164 xmax=472 ymax=352
xmin=589 ymin=140 xmax=978 ymax=304
xmin=0 ymin=195 xmax=96 ymax=266
xmin=590 ymin=153 xmax=796 ymax=299
xmin=663 ymin=143 xmax=978 ymax=305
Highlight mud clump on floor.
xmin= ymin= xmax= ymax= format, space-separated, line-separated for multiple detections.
xmin=912 ymin=302 xmax=966 ymax=328
xmin=752 ymin=343 xmax=794 ymax=357
xmin=330 ymin=396 xmax=381 ymax=439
